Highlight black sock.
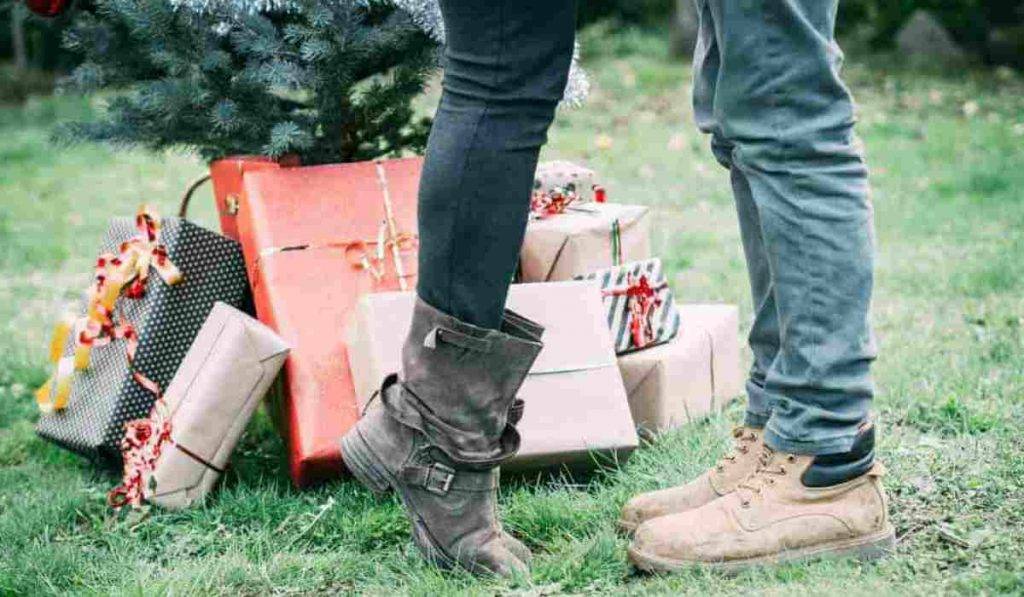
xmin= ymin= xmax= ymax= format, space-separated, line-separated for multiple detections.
xmin=800 ymin=425 xmax=876 ymax=488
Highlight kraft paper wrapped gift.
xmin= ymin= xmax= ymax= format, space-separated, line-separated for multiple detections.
xmin=618 ymin=304 xmax=744 ymax=436
xmin=236 ymin=157 xmax=421 ymax=487
xmin=519 ymin=203 xmax=650 ymax=282
xmin=534 ymin=161 xmax=597 ymax=203
xmin=145 ymin=302 xmax=289 ymax=509
xmin=347 ymin=281 xmax=639 ymax=472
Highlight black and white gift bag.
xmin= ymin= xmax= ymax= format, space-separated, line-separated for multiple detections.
xmin=35 ymin=217 xmax=250 ymax=465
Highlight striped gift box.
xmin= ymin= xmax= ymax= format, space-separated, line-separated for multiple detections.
xmin=576 ymin=258 xmax=681 ymax=355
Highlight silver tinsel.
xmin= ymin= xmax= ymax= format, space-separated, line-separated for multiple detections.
xmin=170 ymin=0 xmax=298 ymax=14
xmin=176 ymin=0 xmax=588 ymax=104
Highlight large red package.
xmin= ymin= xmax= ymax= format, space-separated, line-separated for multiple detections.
xmin=236 ymin=158 xmax=421 ymax=487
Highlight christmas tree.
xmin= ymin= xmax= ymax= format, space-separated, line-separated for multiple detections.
xmin=56 ymin=0 xmax=439 ymax=164
xmin=55 ymin=0 xmax=589 ymax=165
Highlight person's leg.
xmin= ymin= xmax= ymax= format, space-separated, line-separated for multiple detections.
xmin=703 ymin=0 xmax=876 ymax=456
xmin=618 ymin=0 xmax=775 ymax=533
xmin=343 ymin=0 xmax=576 ymax=577
xmin=628 ymin=0 xmax=893 ymax=571
xmin=416 ymin=0 xmax=576 ymax=330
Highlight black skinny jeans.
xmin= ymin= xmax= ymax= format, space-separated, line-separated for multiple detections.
xmin=416 ymin=0 xmax=576 ymax=329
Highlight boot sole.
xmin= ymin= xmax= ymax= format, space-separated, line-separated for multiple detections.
xmin=628 ymin=525 xmax=896 ymax=575
xmin=341 ymin=426 xmax=498 ymax=575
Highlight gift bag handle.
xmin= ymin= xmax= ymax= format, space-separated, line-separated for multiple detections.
xmin=178 ymin=174 xmax=212 ymax=219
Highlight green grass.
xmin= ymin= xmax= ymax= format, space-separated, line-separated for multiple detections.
xmin=2 ymin=28 xmax=1024 ymax=595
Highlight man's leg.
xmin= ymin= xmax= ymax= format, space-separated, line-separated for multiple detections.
xmin=617 ymin=0 xmax=776 ymax=533
xmin=628 ymin=0 xmax=893 ymax=570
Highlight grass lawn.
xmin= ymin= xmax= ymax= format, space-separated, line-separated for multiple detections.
xmin=2 ymin=27 xmax=1024 ymax=595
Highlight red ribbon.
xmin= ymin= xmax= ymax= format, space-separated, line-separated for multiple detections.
xmin=108 ymin=396 xmax=173 ymax=509
xmin=602 ymin=273 xmax=668 ymax=349
xmin=530 ymin=187 xmax=579 ymax=219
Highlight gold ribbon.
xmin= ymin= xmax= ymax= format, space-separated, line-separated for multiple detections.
xmin=35 ymin=205 xmax=183 ymax=414
xmin=255 ymin=162 xmax=418 ymax=289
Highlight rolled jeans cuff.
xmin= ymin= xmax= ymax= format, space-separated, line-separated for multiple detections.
xmin=744 ymin=409 xmax=770 ymax=429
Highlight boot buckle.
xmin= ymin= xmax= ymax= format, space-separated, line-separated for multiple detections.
xmin=424 ymin=462 xmax=455 ymax=495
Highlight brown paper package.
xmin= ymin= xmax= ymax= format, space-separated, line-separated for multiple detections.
xmin=618 ymin=304 xmax=744 ymax=437
xmin=519 ymin=203 xmax=651 ymax=282
xmin=347 ymin=281 xmax=639 ymax=472
xmin=146 ymin=302 xmax=290 ymax=509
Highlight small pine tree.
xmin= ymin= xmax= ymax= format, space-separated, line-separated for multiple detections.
xmin=57 ymin=0 xmax=439 ymax=164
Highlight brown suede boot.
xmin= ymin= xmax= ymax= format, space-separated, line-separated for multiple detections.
xmin=341 ymin=298 xmax=543 ymax=576
xmin=617 ymin=426 xmax=763 ymax=534
xmin=628 ymin=427 xmax=895 ymax=573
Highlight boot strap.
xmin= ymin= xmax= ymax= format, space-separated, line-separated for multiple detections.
xmin=400 ymin=462 xmax=498 ymax=495
xmin=423 ymin=326 xmax=493 ymax=353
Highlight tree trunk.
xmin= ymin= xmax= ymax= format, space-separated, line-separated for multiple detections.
xmin=669 ymin=0 xmax=699 ymax=58
xmin=11 ymin=3 xmax=29 ymax=71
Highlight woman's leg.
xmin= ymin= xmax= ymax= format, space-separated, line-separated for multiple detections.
xmin=342 ymin=0 xmax=576 ymax=577
xmin=416 ymin=0 xmax=576 ymax=329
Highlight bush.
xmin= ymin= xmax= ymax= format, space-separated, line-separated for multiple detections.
xmin=577 ymin=0 xmax=673 ymax=29
xmin=839 ymin=0 xmax=1024 ymax=53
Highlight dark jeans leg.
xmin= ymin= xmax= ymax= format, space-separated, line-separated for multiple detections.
xmin=416 ymin=0 xmax=577 ymax=329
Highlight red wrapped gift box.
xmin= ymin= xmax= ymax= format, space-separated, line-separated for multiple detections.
xmin=236 ymin=157 xmax=421 ymax=487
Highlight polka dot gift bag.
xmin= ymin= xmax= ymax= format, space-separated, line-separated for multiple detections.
xmin=35 ymin=205 xmax=250 ymax=467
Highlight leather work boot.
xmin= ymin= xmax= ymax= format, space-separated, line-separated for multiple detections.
xmin=341 ymin=298 xmax=543 ymax=576
xmin=628 ymin=425 xmax=895 ymax=573
xmin=618 ymin=426 xmax=763 ymax=534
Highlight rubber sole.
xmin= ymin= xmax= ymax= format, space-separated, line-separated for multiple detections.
xmin=628 ymin=526 xmax=896 ymax=575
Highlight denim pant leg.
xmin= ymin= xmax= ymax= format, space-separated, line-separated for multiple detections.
xmin=693 ymin=0 xmax=877 ymax=454
xmin=416 ymin=0 xmax=576 ymax=330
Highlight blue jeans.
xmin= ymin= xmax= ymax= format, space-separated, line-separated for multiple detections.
xmin=694 ymin=0 xmax=877 ymax=455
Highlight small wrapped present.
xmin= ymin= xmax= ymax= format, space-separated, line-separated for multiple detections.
xmin=35 ymin=207 xmax=251 ymax=465
xmin=534 ymin=161 xmax=598 ymax=203
xmin=617 ymin=304 xmax=744 ymax=436
xmin=576 ymin=258 xmax=681 ymax=355
xmin=519 ymin=202 xmax=650 ymax=282
xmin=110 ymin=302 xmax=289 ymax=510
xmin=237 ymin=157 xmax=421 ymax=487
xmin=347 ymin=281 xmax=639 ymax=472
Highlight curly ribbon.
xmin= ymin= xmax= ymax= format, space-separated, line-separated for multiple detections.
xmin=35 ymin=205 xmax=183 ymax=414
xmin=530 ymin=186 xmax=580 ymax=220
xmin=602 ymin=273 xmax=668 ymax=350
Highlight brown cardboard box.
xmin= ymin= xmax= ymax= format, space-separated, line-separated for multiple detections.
xmin=618 ymin=304 xmax=744 ymax=436
xmin=347 ymin=281 xmax=639 ymax=472
xmin=148 ymin=302 xmax=290 ymax=509
xmin=519 ymin=203 xmax=651 ymax=282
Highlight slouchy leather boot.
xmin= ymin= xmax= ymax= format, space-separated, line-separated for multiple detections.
xmin=341 ymin=298 xmax=543 ymax=576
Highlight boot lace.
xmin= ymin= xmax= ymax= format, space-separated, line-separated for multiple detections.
xmin=735 ymin=445 xmax=795 ymax=508
xmin=714 ymin=427 xmax=759 ymax=474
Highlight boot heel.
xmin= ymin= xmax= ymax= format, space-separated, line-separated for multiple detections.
xmin=341 ymin=427 xmax=393 ymax=497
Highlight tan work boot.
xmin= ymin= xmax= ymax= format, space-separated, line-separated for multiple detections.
xmin=628 ymin=428 xmax=895 ymax=573
xmin=617 ymin=426 xmax=763 ymax=534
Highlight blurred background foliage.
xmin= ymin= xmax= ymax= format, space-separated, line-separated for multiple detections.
xmin=1 ymin=0 xmax=1023 ymax=105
